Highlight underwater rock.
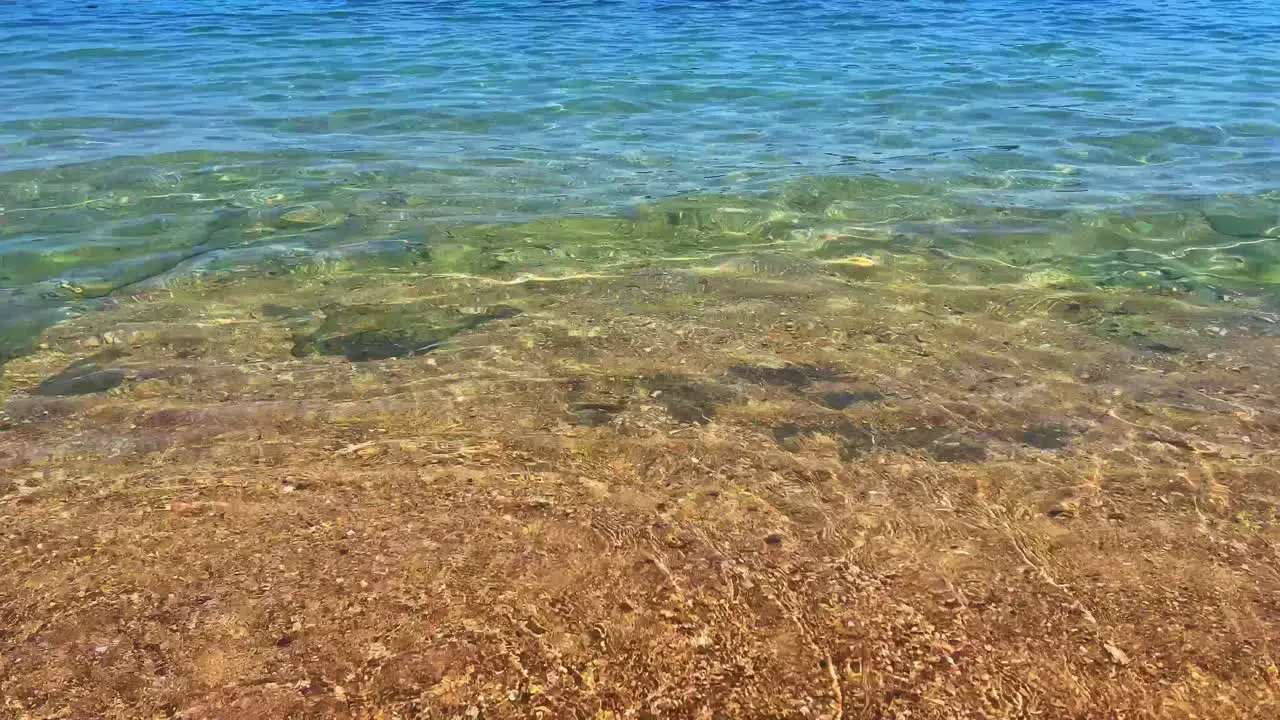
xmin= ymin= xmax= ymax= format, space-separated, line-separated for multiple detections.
xmin=644 ymin=375 xmax=738 ymax=425
xmin=568 ymin=401 xmax=624 ymax=427
xmin=1202 ymin=204 xmax=1280 ymax=238
xmin=30 ymin=348 xmax=196 ymax=396
xmin=772 ymin=419 xmax=989 ymax=463
xmin=928 ymin=438 xmax=990 ymax=463
xmin=260 ymin=303 xmax=302 ymax=319
xmin=1024 ymin=268 xmax=1087 ymax=290
xmin=35 ymin=359 xmax=130 ymax=396
xmin=277 ymin=204 xmax=330 ymax=226
xmin=771 ymin=422 xmax=807 ymax=450
xmin=728 ymin=363 xmax=845 ymax=389
xmin=32 ymin=348 xmax=131 ymax=396
xmin=296 ymin=327 xmax=451 ymax=361
xmin=37 ymin=368 xmax=128 ymax=396
xmin=816 ymin=389 xmax=885 ymax=410
xmin=292 ymin=304 xmax=521 ymax=361
xmin=1018 ymin=423 xmax=1072 ymax=449
xmin=633 ymin=200 xmax=776 ymax=237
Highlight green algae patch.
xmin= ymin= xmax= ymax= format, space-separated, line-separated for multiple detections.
xmin=7 ymin=174 xmax=1280 ymax=377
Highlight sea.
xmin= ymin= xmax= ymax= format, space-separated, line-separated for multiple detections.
xmin=2 ymin=0 xmax=1278 ymax=360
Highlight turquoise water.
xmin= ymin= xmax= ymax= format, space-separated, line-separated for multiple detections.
xmin=2 ymin=0 xmax=1280 ymax=357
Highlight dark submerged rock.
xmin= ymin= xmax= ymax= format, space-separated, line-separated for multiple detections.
xmin=816 ymin=389 xmax=885 ymax=410
xmin=569 ymin=402 xmax=624 ymax=427
xmin=728 ymin=363 xmax=844 ymax=389
xmin=772 ymin=419 xmax=989 ymax=463
xmin=36 ymin=364 xmax=129 ymax=396
xmin=1020 ymin=423 xmax=1071 ymax=449
xmin=292 ymin=303 xmax=521 ymax=361
xmin=34 ymin=348 xmax=132 ymax=396
xmin=644 ymin=375 xmax=738 ymax=425
xmin=1202 ymin=206 xmax=1280 ymax=238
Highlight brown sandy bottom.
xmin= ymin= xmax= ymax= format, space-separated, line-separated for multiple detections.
xmin=3 ymin=257 xmax=1280 ymax=718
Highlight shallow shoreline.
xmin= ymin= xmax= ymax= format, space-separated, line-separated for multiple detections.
xmin=3 ymin=259 xmax=1279 ymax=717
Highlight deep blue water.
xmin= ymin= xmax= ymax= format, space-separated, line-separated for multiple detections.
xmin=2 ymin=0 xmax=1280 ymax=353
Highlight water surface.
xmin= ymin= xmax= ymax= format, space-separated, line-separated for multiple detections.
xmin=2 ymin=0 xmax=1279 ymax=356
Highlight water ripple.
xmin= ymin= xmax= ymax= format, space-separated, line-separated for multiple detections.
xmin=2 ymin=0 xmax=1279 ymax=353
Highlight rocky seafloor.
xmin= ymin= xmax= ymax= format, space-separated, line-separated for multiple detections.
xmin=3 ymin=210 xmax=1280 ymax=717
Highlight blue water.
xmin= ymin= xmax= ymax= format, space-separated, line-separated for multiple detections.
xmin=5 ymin=0 xmax=1280 ymax=199
xmin=2 ymin=0 xmax=1280 ymax=353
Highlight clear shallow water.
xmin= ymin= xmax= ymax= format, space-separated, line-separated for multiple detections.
xmin=8 ymin=4 xmax=1280 ymax=712
xmin=2 ymin=0 xmax=1280 ymax=357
